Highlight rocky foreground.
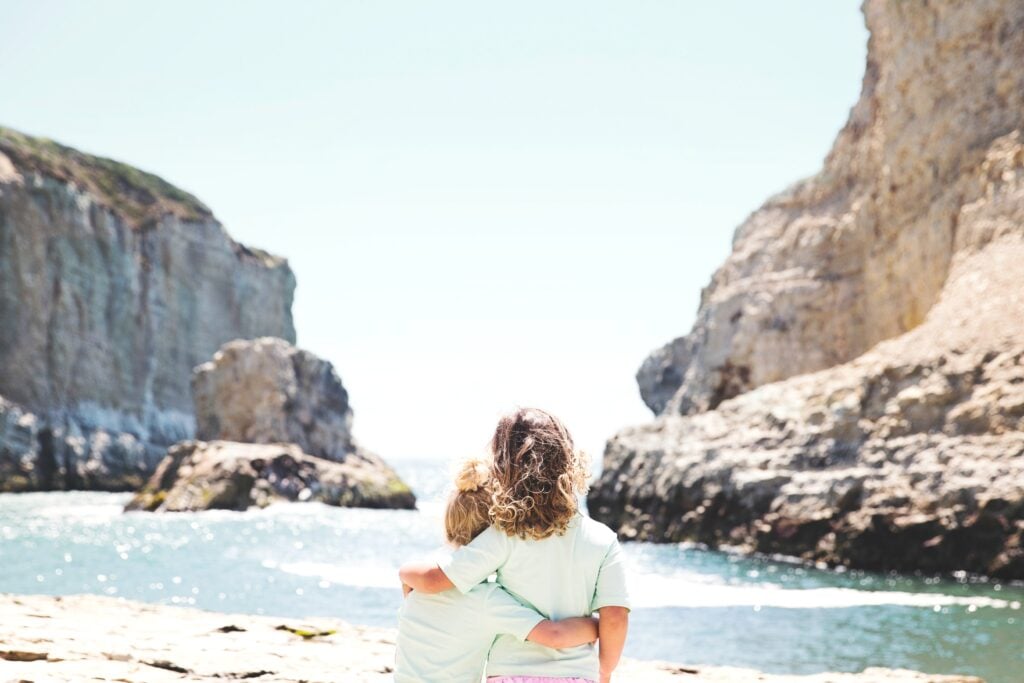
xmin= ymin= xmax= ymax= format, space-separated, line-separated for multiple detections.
xmin=590 ymin=0 xmax=1024 ymax=577
xmin=0 ymin=594 xmax=982 ymax=683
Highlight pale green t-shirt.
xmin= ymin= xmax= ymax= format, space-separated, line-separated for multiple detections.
xmin=438 ymin=513 xmax=631 ymax=680
xmin=394 ymin=580 xmax=546 ymax=682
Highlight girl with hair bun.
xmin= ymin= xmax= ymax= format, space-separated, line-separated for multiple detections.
xmin=400 ymin=408 xmax=631 ymax=683
xmin=394 ymin=457 xmax=600 ymax=683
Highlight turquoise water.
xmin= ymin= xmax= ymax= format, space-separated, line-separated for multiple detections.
xmin=1 ymin=460 xmax=1022 ymax=682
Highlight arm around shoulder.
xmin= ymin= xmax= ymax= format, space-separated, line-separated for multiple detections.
xmin=526 ymin=616 xmax=599 ymax=650
xmin=398 ymin=560 xmax=455 ymax=594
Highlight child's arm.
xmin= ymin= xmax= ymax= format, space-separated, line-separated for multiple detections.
xmin=597 ymin=606 xmax=629 ymax=683
xmin=398 ymin=560 xmax=455 ymax=594
xmin=526 ymin=616 xmax=599 ymax=650
xmin=400 ymin=527 xmax=508 ymax=595
xmin=591 ymin=537 xmax=631 ymax=682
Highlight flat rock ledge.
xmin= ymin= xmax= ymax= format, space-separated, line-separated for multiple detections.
xmin=0 ymin=594 xmax=983 ymax=683
xmin=125 ymin=440 xmax=415 ymax=512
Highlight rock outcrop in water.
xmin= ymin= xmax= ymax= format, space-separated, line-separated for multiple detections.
xmin=127 ymin=338 xmax=415 ymax=511
xmin=590 ymin=0 xmax=1024 ymax=578
xmin=124 ymin=440 xmax=415 ymax=512
xmin=0 ymin=127 xmax=295 ymax=492
xmin=0 ymin=594 xmax=985 ymax=682
xmin=192 ymin=337 xmax=357 ymax=462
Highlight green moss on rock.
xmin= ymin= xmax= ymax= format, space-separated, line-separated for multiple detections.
xmin=0 ymin=125 xmax=212 ymax=228
xmin=387 ymin=477 xmax=412 ymax=495
xmin=0 ymin=473 xmax=33 ymax=493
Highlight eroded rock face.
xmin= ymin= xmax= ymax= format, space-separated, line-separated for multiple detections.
xmin=192 ymin=338 xmax=355 ymax=463
xmin=636 ymin=0 xmax=1024 ymax=415
xmin=125 ymin=440 xmax=415 ymax=512
xmin=593 ymin=0 xmax=1024 ymax=578
xmin=0 ymin=397 xmax=38 ymax=491
xmin=0 ymin=127 xmax=296 ymax=491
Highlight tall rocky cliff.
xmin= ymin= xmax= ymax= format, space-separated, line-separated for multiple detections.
xmin=0 ymin=127 xmax=296 ymax=491
xmin=590 ymin=0 xmax=1024 ymax=578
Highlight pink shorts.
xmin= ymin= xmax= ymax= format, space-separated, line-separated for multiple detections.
xmin=487 ymin=678 xmax=595 ymax=683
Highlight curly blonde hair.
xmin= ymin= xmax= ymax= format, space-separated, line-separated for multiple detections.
xmin=488 ymin=407 xmax=590 ymax=540
xmin=444 ymin=458 xmax=492 ymax=547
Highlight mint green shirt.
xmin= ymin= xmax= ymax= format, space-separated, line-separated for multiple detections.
xmin=395 ymin=581 xmax=546 ymax=683
xmin=438 ymin=513 xmax=631 ymax=679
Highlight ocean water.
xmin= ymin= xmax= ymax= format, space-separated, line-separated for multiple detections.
xmin=1 ymin=459 xmax=1021 ymax=683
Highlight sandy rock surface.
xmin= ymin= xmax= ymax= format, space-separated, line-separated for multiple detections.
xmin=0 ymin=594 xmax=983 ymax=683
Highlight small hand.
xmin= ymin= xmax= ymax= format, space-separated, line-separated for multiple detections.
xmin=402 ymin=582 xmax=413 ymax=598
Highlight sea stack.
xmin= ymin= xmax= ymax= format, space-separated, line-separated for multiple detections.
xmin=589 ymin=0 xmax=1024 ymax=579
xmin=126 ymin=338 xmax=415 ymax=511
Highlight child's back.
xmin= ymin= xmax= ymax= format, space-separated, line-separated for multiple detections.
xmin=394 ymin=457 xmax=600 ymax=682
xmin=439 ymin=513 xmax=629 ymax=679
xmin=395 ymin=582 xmax=544 ymax=683
xmin=400 ymin=409 xmax=631 ymax=681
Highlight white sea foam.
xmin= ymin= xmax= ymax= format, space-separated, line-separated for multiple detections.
xmin=270 ymin=559 xmax=1017 ymax=611
xmin=269 ymin=560 xmax=400 ymax=589
xmin=37 ymin=503 xmax=122 ymax=519
xmin=626 ymin=571 xmax=1016 ymax=610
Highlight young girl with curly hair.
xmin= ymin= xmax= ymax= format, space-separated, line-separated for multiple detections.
xmin=394 ymin=457 xmax=600 ymax=683
xmin=400 ymin=408 xmax=631 ymax=683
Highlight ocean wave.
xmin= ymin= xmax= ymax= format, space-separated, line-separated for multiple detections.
xmin=626 ymin=572 xmax=1019 ymax=610
xmin=267 ymin=560 xmax=401 ymax=589
xmin=268 ymin=560 xmax=1020 ymax=611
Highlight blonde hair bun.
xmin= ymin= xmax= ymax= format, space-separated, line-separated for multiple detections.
xmin=454 ymin=458 xmax=490 ymax=492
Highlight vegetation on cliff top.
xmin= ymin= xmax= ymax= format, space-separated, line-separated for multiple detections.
xmin=0 ymin=125 xmax=212 ymax=228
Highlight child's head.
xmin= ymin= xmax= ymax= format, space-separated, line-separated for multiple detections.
xmin=488 ymin=407 xmax=590 ymax=540
xmin=444 ymin=458 xmax=492 ymax=547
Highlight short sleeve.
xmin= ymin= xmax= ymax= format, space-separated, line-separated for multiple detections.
xmin=590 ymin=538 xmax=631 ymax=611
xmin=484 ymin=585 xmax=546 ymax=642
xmin=437 ymin=525 xmax=509 ymax=594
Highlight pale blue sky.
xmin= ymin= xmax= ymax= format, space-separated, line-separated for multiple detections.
xmin=1 ymin=1 xmax=868 ymax=462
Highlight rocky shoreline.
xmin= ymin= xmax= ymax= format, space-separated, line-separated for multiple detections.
xmin=0 ymin=131 xmax=412 ymax=509
xmin=1 ymin=125 xmax=413 ymax=508
xmin=0 ymin=594 xmax=983 ymax=683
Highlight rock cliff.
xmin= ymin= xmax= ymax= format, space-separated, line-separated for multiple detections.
xmin=0 ymin=127 xmax=296 ymax=491
xmin=591 ymin=0 xmax=1024 ymax=577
